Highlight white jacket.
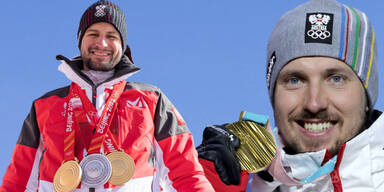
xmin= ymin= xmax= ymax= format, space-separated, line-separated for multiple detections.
xmin=250 ymin=111 xmax=384 ymax=192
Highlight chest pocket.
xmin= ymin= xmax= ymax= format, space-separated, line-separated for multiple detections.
xmin=113 ymin=96 xmax=156 ymax=178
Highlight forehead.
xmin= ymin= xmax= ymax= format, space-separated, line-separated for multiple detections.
xmin=279 ymin=56 xmax=358 ymax=78
xmin=85 ymin=22 xmax=119 ymax=34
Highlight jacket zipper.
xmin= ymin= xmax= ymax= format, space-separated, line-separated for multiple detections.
xmin=331 ymin=144 xmax=346 ymax=192
xmin=92 ymin=86 xmax=97 ymax=106
xmin=90 ymin=85 xmax=97 ymax=192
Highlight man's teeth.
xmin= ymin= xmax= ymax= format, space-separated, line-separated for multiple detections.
xmin=304 ymin=122 xmax=332 ymax=132
xmin=92 ymin=52 xmax=108 ymax=56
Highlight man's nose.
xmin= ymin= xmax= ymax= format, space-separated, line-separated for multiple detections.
xmin=95 ymin=36 xmax=108 ymax=48
xmin=303 ymin=82 xmax=328 ymax=114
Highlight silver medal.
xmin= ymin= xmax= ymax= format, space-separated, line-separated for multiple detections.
xmin=80 ymin=154 xmax=112 ymax=188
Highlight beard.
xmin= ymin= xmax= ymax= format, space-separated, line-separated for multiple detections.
xmin=282 ymin=133 xmax=344 ymax=156
xmin=83 ymin=58 xmax=117 ymax=71
xmin=279 ymin=109 xmax=365 ymax=156
xmin=82 ymin=47 xmax=122 ymax=71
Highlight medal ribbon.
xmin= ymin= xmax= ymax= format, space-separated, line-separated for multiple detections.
xmin=63 ymin=85 xmax=80 ymax=162
xmin=299 ymin=155 xmax=337 ymax=183
xmin=270 ymin=127 xmax=337 ymax=184
xmin=71 ymin=82 xmax=125 ymax=154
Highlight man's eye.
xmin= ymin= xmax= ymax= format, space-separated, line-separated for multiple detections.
xmin=288 ymin=77 xmax=300 ymax=85
xmin=108 ymin=35 xmax=118 ymax=39
xmin=331 ymin=75 xmax=343 ymax=83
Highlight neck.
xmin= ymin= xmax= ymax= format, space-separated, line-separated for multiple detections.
xmin=81 ymin=69 xmax=115 ymax=85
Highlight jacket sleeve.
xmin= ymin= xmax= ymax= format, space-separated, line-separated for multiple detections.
xmin=199 ymin=158 xmax=249 ymax=192
xmin=199 ymin=158 xmax=280 ymax=192
xmin=153 ymin=91 xmax=214 ymax=192
xmin=0 ymin=103 xmax=42 ymax=192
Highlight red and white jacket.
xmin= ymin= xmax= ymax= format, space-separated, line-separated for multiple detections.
xmin=1 ymin=55 xmax=214 ymax=192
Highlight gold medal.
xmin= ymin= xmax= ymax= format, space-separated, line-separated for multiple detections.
xmin=53 ymin=160 xmax=82 ymax=192
xmin=226 ymin=112 xmax=277 ymax=173
xmin=106 ymin=151 xmax=135 ymax=186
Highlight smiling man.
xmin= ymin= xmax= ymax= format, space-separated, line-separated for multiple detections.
xmin=274 ymin=57 xmax=368 ymax=156
xmin=0 ymin=1 xmax=214 ymax=191
xmin=197 ymin=0 xmax=383 ymax=191
xmin=80 ymin=22 xmax=123 ymax=71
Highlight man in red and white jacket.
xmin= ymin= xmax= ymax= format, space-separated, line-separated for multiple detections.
xmin=197 ymin=0 xmax=384 ymax=191
xmin=1 ymin=1 xmax=214 ymax=191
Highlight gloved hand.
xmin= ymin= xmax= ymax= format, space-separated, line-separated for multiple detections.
xmin=196 ymin=124 xmax=241 ymax=185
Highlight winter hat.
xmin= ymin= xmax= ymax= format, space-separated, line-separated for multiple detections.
xmin=266 ymin=0 xmax=378 ymax=109
xmin=78 ymin=0 xmax=127 ymax=52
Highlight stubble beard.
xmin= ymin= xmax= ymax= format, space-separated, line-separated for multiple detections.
xmin=82 ymin=48 xmax=121 ymax=71
xmin=83 ymin=58 xmax=116 ymax=71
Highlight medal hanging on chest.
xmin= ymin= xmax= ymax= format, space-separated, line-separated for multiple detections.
xmin=79 ymin=153 xmax=112 ymax=188
xmin=105 ymin=134 xmax=135 ymax=186
xmin=73 ymin=81 xmax=135 ymax=187
xmin=53 ymin=85 xmax=82 ymax=192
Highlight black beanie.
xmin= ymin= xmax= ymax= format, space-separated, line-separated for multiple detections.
xmin=77 ymin=0 xmax=127 ymax=52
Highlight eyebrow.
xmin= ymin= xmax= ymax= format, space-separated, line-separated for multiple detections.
xmin=85 ymin=29 xmax=99 ymax=33
xmin=278 ymin=69 xmax=305 ymax=78
xmin=324 ymin=67 xmax=355 ymax=76
xmin=85 ymin=29 xmax=119 ymax=35
xmin=278 ymin=67 xmax=356 ymax=79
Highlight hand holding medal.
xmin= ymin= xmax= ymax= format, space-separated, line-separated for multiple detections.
xmin=226 ymin=111 xmax=277 ymax=173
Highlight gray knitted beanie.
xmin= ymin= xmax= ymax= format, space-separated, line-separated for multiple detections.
xmin=266 ymin=0 xmax=378 ymax=109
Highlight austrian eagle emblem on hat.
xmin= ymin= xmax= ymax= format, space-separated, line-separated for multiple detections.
xmin=305 ymin=13 xmax=333 ymax=44
xmin=95 ymin=5 xmax=106 ymax=17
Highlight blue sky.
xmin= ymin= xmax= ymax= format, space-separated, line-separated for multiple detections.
xmin=1 ymin=0 xmax=383 ymax=184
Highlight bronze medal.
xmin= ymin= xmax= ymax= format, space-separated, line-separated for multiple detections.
xmin=53 ymin=160 xmax=82 ymax=192
xmin=226 ymin=113 xmax=277 ymax=173
xmin=106 ymin=151 xmax=135 ymax=186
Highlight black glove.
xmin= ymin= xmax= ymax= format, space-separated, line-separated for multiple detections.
xmin=196 ymin=124 xmax=241 ymax=185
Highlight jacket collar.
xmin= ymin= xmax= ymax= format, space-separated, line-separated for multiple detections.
xmin=56 ymin=54 xmax=140 ymax=87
